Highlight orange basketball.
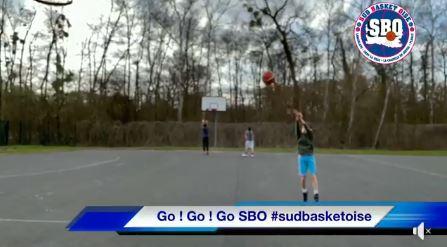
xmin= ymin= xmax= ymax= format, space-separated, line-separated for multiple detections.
xmin=262 ymin=71 xmax=276 ymax=86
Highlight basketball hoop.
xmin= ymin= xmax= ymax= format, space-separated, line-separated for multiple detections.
xmin=34 ymin=0 xmax=73 ymax=6
xmin=207 ymin=103 xmax=219 ymax=112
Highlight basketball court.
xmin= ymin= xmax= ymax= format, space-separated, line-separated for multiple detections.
xmin=0 ymin=0 xmax=444 ymax=246
xmin=0 ymin=149 xmax=446 ymax=246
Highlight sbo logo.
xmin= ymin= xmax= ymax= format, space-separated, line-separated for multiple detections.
xmin=354 ymin=2 xmax=416 ymax=64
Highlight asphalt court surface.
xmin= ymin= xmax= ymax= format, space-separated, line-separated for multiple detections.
xmin=0 ymin=150 xmax=446 ymax=246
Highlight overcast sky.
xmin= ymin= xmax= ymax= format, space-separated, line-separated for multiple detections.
xmin=15 ymin=0 xmax=322 ymax=69
xmin=10 ymin=0 xmax=440 ymax=75
xmin=18 ymin=0 xmax=111 ymax=69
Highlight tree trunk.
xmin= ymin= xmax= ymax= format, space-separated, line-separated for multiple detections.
xmin=41 ymin=32 xmax=56 ymax=99
xmin=27 ymin=37 xmax=36 ymax=91
xmin=429 ymin=38 xmax=435 ymax=124
xmin=422 ymin=42 xmax=430 ymax=121
xmin=323 ymin=33 xmax=331 ymax=122
xmin=177 ymin=93 xmax=184 ymax=122
xmin=94 ymin=7 xmax=123 ymax=96
xmin=347 ymin=73 xmax=358 ymax=146
xmin=214 ymin=42 xmax=223 ymax=97
xmin=0 ymin=0 xmax=4 ymax=119
xmin=279 ymin=33 xmax=300 ymax=108
xmin=205 ymin=24 xmax=212 ymax=95
xmin=135 ymin=61 xmax=140 ymax=105
xmin=18 ymin=14 xmax=34 ymax=90
xmin=77 ymin=41 xmax=87 ymax=93
xmin=373 ymin=68 xmax=391 ymax=149
xmin=409 ymin=52 xmax=416 ymax=108
xmin=443 ymin=49 xmax=447 ymax=116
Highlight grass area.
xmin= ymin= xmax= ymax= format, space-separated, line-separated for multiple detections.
xmin=316 ymin=148 xmax=447 ymax=156
xmin=1 ymin=145 xmax=447 ymax=156
xmin=0 ymin=145 xmax=78 ymax=155
xmin=148 ymin=146 xmax=447 ymax=156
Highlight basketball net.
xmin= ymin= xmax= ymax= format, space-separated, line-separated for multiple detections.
xmin=34 ymin=0 xmax=73 ymax=6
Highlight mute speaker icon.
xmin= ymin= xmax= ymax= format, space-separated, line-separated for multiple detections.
xmin=412 ymin=222 xmax=425 ymax=240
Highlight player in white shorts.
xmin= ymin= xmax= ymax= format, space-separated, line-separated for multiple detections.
xmin=242 ymin=127 xmax=255 ymax=157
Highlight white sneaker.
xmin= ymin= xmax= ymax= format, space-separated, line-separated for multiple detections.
xmin=250 ymin=154 xmax=255 ymax=158
xmin=242 ymin=153 xmax=248 ymax=157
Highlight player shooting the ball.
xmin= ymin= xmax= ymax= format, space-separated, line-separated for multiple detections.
xmin=262 ymin=71 xmax=319 ymax=201
xmin=201 ymin=120 xmax=210 ymax=155
xmin=292 ymin=109 xmax=319 ymax=202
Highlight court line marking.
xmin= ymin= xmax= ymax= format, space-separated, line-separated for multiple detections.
xmin=0 ymin=157 xmax=121 ymax=179
xmin=346 ymin=155 xmax=447 ymax=179
xmin=0 ymin=218 xmax=68 ymax=224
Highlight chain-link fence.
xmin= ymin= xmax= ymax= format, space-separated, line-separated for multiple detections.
xmin=0 ymin=120 xmax=9 ymax=146
xmin=2 ymin=120 xmax=447 ymax=150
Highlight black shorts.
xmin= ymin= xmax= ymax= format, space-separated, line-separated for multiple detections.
xmin=202 ymin=137 xmax=209 ymax=150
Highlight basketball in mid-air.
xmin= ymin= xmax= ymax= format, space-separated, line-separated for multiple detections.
xmin=262 ymin=71 xmax=276 ymax=86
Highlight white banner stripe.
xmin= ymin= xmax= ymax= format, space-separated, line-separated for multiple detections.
xmin=125 ymin=206 xmax=393 ymax=228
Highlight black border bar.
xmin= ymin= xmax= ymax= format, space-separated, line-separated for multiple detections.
xmin=118 ymin=228 xmax=447 ymax=236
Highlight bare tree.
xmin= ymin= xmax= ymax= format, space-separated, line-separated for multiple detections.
xmin=77 ymin=39 xmax=87 ymax=93
xmin=417 ymin=0 xmax=446 ymax=124
xmin=40 ymin=9 xmax=59 ymax=99
xmin=441 ymin=41 xmax=447 ymax=112
xmin=17 ymin=8 xmax=36 ymax=90
xmin=133 ymin=15 xmax=147 ymax=106
xmin=203 ymin=0 xmax=232 ymax=95
xmin=122 ymin=0 xmax=135 ymax=96
xmin=25 ymin=33 xmax=38 ymax=91
xmin=321 ymin=0 xmax=338 ymax=122
xmin=246 ymin=0 xmax=309 ymax=107
xmin=93 ymin=0 xmax=124 ymax=96
xmin=164 ymin=0 xmax=200 ymax=122
xmin=0 ymin=0 xmax=8 ymax=119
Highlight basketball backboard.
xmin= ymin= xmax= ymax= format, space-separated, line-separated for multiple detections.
xmin=201 ymin=97 xmax=226 ymax=112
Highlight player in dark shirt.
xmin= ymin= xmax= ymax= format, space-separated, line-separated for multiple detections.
xmin=202 ymin=120 xmax=210 ymax=155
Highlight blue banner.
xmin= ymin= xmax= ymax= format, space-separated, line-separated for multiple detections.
xmin=67 ymin=202 xmax=447 ymax=237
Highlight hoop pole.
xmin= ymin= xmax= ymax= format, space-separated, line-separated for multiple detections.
xmin=214 ymin=110 xmax=218 ymax=148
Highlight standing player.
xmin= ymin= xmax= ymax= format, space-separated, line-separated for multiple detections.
xmin=262 ymin=72 xmax=319 ymax=201
xmin=202 ymin=120 xmax=210 ymax=155
xmin=242 ymin=127 xmax=255 ymax=157
xmin=293 ymin=110 xmax=319 ymax=202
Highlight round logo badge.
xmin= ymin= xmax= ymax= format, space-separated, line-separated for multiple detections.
xmin=354 ymin=2 xmax=416 ymax=64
